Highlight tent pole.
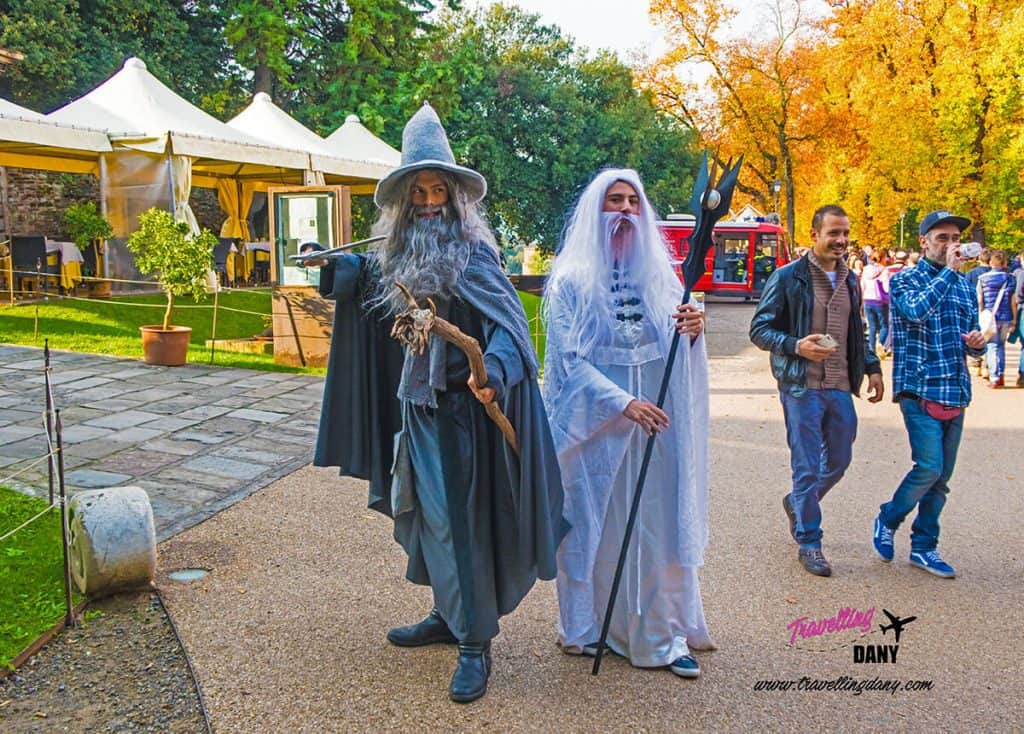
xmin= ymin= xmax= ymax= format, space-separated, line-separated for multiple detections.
xmin=166 ymin=154 xmax=177 ymax=217
xmin=98 ymin=155 xmax=109 ymax=279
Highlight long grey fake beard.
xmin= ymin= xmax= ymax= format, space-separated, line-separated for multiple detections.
xmin=369 ymin=207 xmax=473 ymax=316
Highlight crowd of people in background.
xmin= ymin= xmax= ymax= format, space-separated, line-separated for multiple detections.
xmin=841 ymin=241 xmax=1024 ymax=388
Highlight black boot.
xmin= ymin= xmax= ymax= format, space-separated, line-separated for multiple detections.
xmin=386 ymin=609 xmax=457 ymax=647
xmin=449 ymin=641 xmax=491 ymax=703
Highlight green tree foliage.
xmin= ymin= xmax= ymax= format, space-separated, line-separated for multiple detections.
xmin=290 ymin=0 xmax=442 ymax=135
xmin=126 ymin=209 xmax=217 ymax=330
xmin=0 ymin=0 xmax=86 ymax=109
xmin=216 ymin=0 xmax=444 ymax=132
xmin=0 ymin=0 xmax=233 ymax=113
xmin=398 ymin=4 xmax=698 ymax=250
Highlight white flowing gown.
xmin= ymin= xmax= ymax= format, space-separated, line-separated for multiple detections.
xmin=543 ymin=279 xmax=714 ymax=667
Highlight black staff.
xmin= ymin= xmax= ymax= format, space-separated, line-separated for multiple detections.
xmin=592 ymin=154 xmax=743 ymax=675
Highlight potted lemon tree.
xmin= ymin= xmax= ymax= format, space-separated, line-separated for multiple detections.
xmin=127 ymin=208 xmax=217 ymax=366
xmin=63 ymin=202 xmax=113 ymax=298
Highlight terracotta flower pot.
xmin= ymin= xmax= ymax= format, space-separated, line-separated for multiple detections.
xmin=139 ymin=325 xmax=192 ymax=366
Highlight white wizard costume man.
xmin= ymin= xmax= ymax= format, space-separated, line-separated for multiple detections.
xmin=542 ymin=168 xmax=714 ymax=678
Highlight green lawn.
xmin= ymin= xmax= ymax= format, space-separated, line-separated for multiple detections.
xmin=0 ymin=289 xmax=544 ymax=373
xmin=519 ymin=291 xmax=546 ymax=365
xmin=0 ymin=486 xmax=82 ymax=669
xmin=0 ymin=289 xmax=321 ymax=374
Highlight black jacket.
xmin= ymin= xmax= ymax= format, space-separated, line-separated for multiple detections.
xmin=749 ymin=255 xmax=881 ymax=396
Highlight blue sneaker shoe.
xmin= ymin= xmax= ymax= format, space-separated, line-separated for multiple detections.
xmin=669 ymin=654 xmax=700 ymax=678
xmin=909 ymin=550 xmax=956 ymax=578
xmin=873 ymin=515 xmax=895 ymax=562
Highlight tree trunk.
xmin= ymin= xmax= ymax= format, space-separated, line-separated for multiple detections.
xmin=253 ymin=64 xmax=274 ymax=97
xmin=163 ymin=290 xmax=174 ymax=331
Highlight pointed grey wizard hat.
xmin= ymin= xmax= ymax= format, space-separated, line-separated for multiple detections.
xmin=374 ymin=102 xmax=487 ymax=208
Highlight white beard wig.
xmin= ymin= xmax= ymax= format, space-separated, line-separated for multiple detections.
xmin=368 ymin=170 xmax=498 ymax=316
xmin=544 ymin=168 xmax=683 ymax=358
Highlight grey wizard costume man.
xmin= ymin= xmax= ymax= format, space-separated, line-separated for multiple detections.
xmin=311 ymin=103 xmax=567 ymax=703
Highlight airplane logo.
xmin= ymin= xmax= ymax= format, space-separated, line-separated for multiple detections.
xmin=878 ymin=609 xmax=917 ymax=643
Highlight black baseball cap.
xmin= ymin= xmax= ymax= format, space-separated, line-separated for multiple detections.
xmin=919 ymin=210 xmax=970 ymax=236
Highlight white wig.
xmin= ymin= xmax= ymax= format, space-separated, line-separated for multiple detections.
xmin=544 ymin=168 xmax=683 ymax=358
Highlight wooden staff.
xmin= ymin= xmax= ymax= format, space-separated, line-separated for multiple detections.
xmin=391 ymin=282 xmax=519 ymax=455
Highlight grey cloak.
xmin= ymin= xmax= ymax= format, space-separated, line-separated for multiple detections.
xmin=313 ymin=243 xmax=567 ymax=639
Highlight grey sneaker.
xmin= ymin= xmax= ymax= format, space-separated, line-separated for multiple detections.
xmin=798 ymin=547 xmax=832 ymax=577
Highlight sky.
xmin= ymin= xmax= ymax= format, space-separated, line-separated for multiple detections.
xmin=461 ymin=0 xmax=831 ymax=63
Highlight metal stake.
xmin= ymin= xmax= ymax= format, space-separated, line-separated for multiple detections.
xmin=44 ymin=339 xmax=55 ymax=505
xmin=55 ymin=409 xmax=75 ymax=627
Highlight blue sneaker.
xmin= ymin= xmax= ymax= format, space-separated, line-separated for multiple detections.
xmin=873 ymin=515 xmax=895 ymax=562
xmin=669 ymin=654 xmax=701 ymax=678
xmin=909 ymin=550 xmax=956 ymax=578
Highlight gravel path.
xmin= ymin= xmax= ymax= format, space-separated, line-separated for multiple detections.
xmin=0 ymin=593 xmax=206 ymax=733
xmin=155 ymin=302 xmax=1023 ymax=732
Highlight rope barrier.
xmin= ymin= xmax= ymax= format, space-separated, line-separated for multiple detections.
xmin=6 ymin=268 xmax=273 ymax=291
xmin=0 ymin=392 xmax=60 ymax=544
xmin=0 ymin=450 xmax=61 ymax=487
xmin=0 ymin=501 xmax=58 ymax=544
xmin=2 ymin=288 xmax=271 ymax=318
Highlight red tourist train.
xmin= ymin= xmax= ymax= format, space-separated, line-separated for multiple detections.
xmin=657 ymin=214 xmax=793 ymax=299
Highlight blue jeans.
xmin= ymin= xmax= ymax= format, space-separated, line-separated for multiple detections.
xmin=780 ymin=389 xmax=857 ymax=549
xmin=864 ymin=303 xmax=889 ymax=353
xmin=985 ymin=322 xmax=1013 ymax=381
xmin=878 ymin=398 xmax=964 ymax=552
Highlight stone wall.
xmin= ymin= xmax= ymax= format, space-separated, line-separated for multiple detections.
xmin=0 ymin=167 xmax=228 ymax=239
xmin=1 ymin=167 xmax=100 ymax=239
xmin=191 ymin=187 xmax=224 ymax=235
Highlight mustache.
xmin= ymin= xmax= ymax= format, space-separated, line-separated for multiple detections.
xmin=602 ymin=211 xmax=641 ymax=243
xmin=412 ymin=204 xmax=447 ymax=219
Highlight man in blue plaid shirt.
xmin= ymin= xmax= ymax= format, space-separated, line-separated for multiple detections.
xmin=872 ymin=210 xmax=987 ymax=578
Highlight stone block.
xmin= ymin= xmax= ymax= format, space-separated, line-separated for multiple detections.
xmin=69 ymin=487 xmax=156 ymax=596
xmin=182 ymin=455 xmax=270 ymax=481
xmin=60 ymin=424 xmax=116 ymax=444
xmin=225 ymin=408 xmax=288 ymax=424
xmin=85 ymin=410 xmax=164 ymax=430
xmin=105 ymin=426 xmax=166 ymax=443
xmin=0 ymin=424 xmax=41 ymax=445
xmin=65 ymin=468 xmax=134 ymax=488
xmin=62 ymin=439 xmax=128 ymax=460
xmin=177 ymin=405 xmax=233 ymax=420
xmin=139 ymin=437 xmax=206 ymax=456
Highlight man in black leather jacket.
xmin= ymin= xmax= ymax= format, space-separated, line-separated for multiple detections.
xmin=750 ymin=205 xmax=884 ymax=577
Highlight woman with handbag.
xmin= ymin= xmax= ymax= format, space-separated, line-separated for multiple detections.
xmin=977 ymin=250 xmax=1015 ymax=389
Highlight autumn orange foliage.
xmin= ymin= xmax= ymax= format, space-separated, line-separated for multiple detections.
xmin=642 ymin=0 xmax=1024 ymax=250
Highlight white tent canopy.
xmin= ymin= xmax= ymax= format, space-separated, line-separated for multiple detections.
xmin=0 ymin=96 xmax=112 ymax=174
xmin=324 ymin=114 xmax=401 ymax=171
xmin=47 ymin=57 xmax=310 ymax=179
xmin=229 ymin=92 xmax=396 ymax=182
xmin=0 ymin=97 xmax=45 ymax=121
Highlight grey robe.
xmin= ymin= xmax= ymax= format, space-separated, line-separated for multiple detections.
xmin=313 ymin=243 xmax=567 ymax=640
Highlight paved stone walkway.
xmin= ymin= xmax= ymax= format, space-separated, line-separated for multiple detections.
xmin=0 ymin=344 xmax=323 ymax=540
